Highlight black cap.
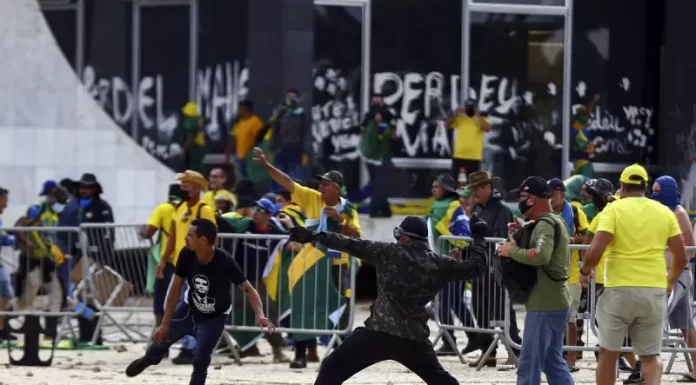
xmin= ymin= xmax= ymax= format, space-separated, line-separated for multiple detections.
xmin=315 ymin=171 xmax=344 ymax=187
xmin=587 ymin=178 xmax=615 ymax=201
xmin=547 ymin=178 xmax=566 ymax=192
xmin=436 ymin=173 xmax=458 ymax=193
xmin=514 ymin=176 xmax=552 ymax=199
xmin=400 ymin=216 xmax=428 ymax=239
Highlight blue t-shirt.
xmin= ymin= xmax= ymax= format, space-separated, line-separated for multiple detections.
xmin=560 ymin=200 xmax=575 ymax=236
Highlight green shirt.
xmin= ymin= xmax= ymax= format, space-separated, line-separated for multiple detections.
xmin=509 ymin=213 xmax=571 ymax=312
xmin=582 ymin=202 xmax=599 ymax=222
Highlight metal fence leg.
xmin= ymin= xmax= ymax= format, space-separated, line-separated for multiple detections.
xmin=440 ymin=328 xmax=467 ymax=365
xmin=476 ymin=333 xmax=499 ymax=371
xmin=218 ymin=331 xmax=242 ymax=366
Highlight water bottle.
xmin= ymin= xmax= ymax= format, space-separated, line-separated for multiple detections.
xmin=66 ymin=297 xmax=96 ymax=320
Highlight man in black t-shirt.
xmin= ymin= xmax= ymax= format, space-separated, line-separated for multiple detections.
xmin=126 ymin=219 xmax=275 ymax=385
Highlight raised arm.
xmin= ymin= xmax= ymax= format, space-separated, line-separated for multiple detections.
xmin=439 ymin=242 xmax=488 ymax=282
xmin=311 ymin=231 xmax=390 ymax=265
xmin=251 ymin=147 xmax=295 ymax=193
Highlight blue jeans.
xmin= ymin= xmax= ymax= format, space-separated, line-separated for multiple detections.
xmin=0 ymin=265 xmax=13 ymax=298
xmin=517 ymin=308 xmax=574 ymax=385
xmin=273 ymin=148 xmax=305 ymax=192
xmin=145 ymin=301 xmax=226 ymax=385
xmin=179 ymin=282 xmax=197 ymax=350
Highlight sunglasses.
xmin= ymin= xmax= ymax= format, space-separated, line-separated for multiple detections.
xmin=253 ymin=206 xmax=271 ymax=214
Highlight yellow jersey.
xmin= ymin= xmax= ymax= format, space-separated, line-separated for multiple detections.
xmin=291 ymin=183 xmax=361 ymax=265
xmin=171 ymin=200 xmax=217 ymax=265
xmin=568 ymin=201 xmax=589 ymax=284
xmin=596 ymin=197 xmax=681 ymax=288
xmin=450 ymin=115 xmax=489 ymax=161
xmin=231 ymin=115 xmax=265 ymax=159
xmin=587 ymin=212 xmax=608 ymax=284
xmin=146 ymin=202 xmax=177 ymax=259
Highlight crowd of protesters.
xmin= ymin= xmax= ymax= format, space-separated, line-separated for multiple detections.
xmin=0 ymin=91 xmax=694 ymax=385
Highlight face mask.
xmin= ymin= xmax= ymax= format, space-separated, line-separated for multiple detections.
xmin=79 ymin=198 xmax=92 ymax=209
xmin=52 ymin=202 xmax=66 ymax=214
xmin=518 ymin=199 xmax=532 ymax=217
xmin=465 ymin=107 xmax=475 ymax=117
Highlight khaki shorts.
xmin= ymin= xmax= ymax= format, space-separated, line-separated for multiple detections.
xmin=568 ymin=283 xmax=583 ymax=323
xmin=596 ymin=287 xmax=666 ymax=356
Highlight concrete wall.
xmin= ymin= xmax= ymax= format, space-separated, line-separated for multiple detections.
xmin=0 ymin=0 xmax=175 ymax=225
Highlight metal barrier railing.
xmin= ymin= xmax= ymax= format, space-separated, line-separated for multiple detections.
xmin=0 ymin=223 xmax=358 ymax=360
xmin=0 ymin=226 xmax=94 ymax=345
xmin=217 ymin=233 xmax=357 ymax=361
xmin=435 ymin=235 xmax=696 ymax=374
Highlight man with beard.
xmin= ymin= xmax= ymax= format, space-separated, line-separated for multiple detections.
xmin=466 ymin=171 xmax=522 ymax=367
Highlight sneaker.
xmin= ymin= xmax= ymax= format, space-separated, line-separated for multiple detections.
xmin=289 ymin=356 xmax=307 ymax=369
xmin=172 ymin=349 xmax=194 ymax=365
xmin=125 ymin=357 xmax=151 ymax=377
xmin=623 ymin=370 xmax=644 ymax=384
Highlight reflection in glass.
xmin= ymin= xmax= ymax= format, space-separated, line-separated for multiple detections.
xmin=469 ymin=14 xmax=565 ymax=193
xmin=312 ymin=5 xmax=363 ymax=195
xmin=471 ymin=0 xmax=565 ymax=6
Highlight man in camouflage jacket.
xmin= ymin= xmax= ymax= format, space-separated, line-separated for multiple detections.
xmin=288 ymin=215 xmax=490 ymax=385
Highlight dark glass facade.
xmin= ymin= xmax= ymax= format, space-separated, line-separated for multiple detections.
xmin=40 ymin=0 xmax=691 ymax=206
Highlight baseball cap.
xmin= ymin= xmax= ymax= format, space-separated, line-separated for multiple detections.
xmin=513 ymin=176 xmax=552 ymax=199
xmin=399 ymin=216 xmax=428 ymax=240
xmin=39 ymin=180 xmax=58 ymax=196
xmin=254 ymin=198 xmax=275 ymax=214
xmin=547 ymin=178 xmax=566 ymax=192
xmin=315 ymin=171 xmax=344 ymax=187
xmin=619 ymin=163 xmax=649 ymax=185
xmin=587 ymin=178 xmax=616 ymax=201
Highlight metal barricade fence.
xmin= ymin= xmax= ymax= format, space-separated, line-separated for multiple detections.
xmin=79 ymin=223 xmax=153 ymax=344
xmin=437 ymin=236 xmax=696 ymax=373
xmin=434 ymin=235 xmax=518 ymax=370
xmin=218 ymin=233 xmax=357 ymax=360
xmin=0 ymin=226 xmax=92 ymax=344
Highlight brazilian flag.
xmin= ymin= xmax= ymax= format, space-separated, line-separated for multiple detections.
xmin=288 ymin=201 xmax=355 ymax=342
xmin=219 ymin=215 xmax=287 ymax=351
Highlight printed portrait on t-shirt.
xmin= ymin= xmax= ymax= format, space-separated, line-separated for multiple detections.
xmin=191 ymin=274 xmax=216 ymax=313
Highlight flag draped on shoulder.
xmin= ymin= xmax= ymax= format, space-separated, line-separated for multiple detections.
xmin=287 ymin=199 xmax=354 ymax=342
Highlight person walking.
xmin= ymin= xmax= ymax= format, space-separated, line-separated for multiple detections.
xmin=582 ymin=164 xmax=688 ymax=385
xmin=288 ymin=215 xmax=490 ymax=384
xmin=159 ymin=170 xmax=218 ymax=364
xmin=498 ymin=176 xmax=574 ymax=385
xmin=651 ymin=175 xmax=696 ymax=383
xmin=126 ymin=219 xmax=274 ymax=385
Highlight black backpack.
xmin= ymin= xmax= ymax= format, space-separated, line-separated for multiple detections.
xmin=492 ymin=216 xmax=567 ymax=303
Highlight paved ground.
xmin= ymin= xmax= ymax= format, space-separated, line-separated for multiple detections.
xmin=0 ymin=302 xmax=694 ymax=384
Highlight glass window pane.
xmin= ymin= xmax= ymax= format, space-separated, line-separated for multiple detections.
xmin=472 ymin=0 xmax=565 ymax=6
xmin=43 ymin=9 xmax=77 ymax=70
xmin=197 ymin=0 xmax=249 ymax=158
xmin=312 ymin=4 xmax=363 ymax=195
xmin=469 ymin=13 xmax=565 ymax=194
xmin=139 ymin=5 xmax=190 ymax=169
xmin=572 ymin=0 xmax=659 ymax=175
xmin=371 ymin=0 xmax=462 ymax=201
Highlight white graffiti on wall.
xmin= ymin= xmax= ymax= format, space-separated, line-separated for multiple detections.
xmin=82 ymin=61 xmax=247 ymax=160
xmin=312 ymin=67 xmax=361 ymax=161
xmin=370 ymin=71 xmax=656 ymax=161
